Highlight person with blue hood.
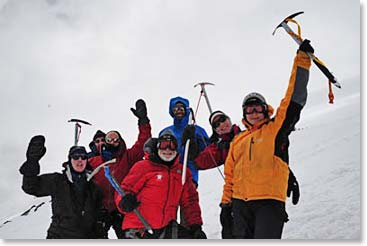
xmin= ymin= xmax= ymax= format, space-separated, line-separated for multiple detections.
xmin=159 ymin=96 xmax=209 ymax=187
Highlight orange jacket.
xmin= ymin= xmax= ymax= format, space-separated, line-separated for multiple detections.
xmin=221 ymin=51 xmax=311 ymax=204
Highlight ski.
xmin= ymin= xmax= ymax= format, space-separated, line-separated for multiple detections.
xmin=103 ymin=166 xmax=153 ymax=234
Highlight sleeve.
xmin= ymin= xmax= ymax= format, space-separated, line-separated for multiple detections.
xmin=194 ymin=143 xmax=224 ymax=170
xmin=115 ymin=161 xmax=148 ymax=214
xmin=195 ymin=126 xmax=210 ymax=152
xmin=126 ymin=123 xmax=152 ymax=167
xmin=273 ymin=51 xmax=312 ymax=130
xmin=221 ymin=142 xmax=235 ymax=204
xmin=21 ymin=173 xmax=58 ymax=197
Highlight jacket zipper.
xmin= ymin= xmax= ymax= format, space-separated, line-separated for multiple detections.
xmin=249 ymin=137 xmax=254 ymax=161
xmin=161 ymin=168 xmax=170 ymax=226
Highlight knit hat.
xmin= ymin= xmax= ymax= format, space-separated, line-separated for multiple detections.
xmin=93 ymin=130 xmax=106 ymax=141
xmin=209 ymin=110 xmax=227 ymax=126
xmin=68 ymin=146 xmax=87 ymax=158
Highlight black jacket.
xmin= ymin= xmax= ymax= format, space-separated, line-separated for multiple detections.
xmin=20 ymin=160 xmax=105 ymax=239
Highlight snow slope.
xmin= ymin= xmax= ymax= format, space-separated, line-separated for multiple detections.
xmin=0 ymin=76 xmax=360 ymax=240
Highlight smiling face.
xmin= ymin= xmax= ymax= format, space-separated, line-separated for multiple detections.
xmin=158 ymin=148 xmax=177 ymax=162
xmin=172 ymin=102 xmax=186 ymax=120
xmin=70 ymin=156 xmax=87 ymax=173
xmin=212 ymin=115 xmax=232 ymax=135
xmin=243 ymin=104 xmax=266 ymax=125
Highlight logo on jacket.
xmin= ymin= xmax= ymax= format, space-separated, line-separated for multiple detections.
xmin=156 ymin=174 xmax=163 ymax=181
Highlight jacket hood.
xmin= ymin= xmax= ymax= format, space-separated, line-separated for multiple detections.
xmin=169 ymin=96 xmax=190 ymax=127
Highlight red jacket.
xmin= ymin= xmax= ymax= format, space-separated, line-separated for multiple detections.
xmin=195 ymin=124 xmax=241 ymax=170
xmin=115 ymin=158 xmax=203 ymax=230
xmin=88 ymin=123 xmax=151 ymax=211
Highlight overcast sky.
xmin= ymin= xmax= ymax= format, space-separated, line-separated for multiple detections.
xmin=0 ymin=0 xmax=360 ymax=174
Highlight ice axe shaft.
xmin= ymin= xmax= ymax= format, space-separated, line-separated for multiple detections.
xmin=68 ymin=118 xmax=92 ymax=146
xmin=194 ymin=82 xmax=214 ymax=114
xmin=273 ymin=11 xmax=341 ymax=89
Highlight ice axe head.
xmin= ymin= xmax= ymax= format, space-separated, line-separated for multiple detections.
xmin=68 ymin=118 xmax=92 ymax=146
xmin=272 ymin=11 xmax=304 ymax=35
xmin=194 ymin=82 xmax=215 ymax=88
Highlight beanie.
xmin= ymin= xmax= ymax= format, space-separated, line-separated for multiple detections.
xmin=68 ymin=146 xmax=87 ymax=157
xmin=209 ymin=110 xmax=227 ymax=126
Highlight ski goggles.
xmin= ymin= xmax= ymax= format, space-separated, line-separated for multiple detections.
xmin=106 ymin=137 xmax=120 ymax=144
xmin=211 ymin=115 xmax=227 ymax=129
xmin=157 ymin=139 xmax=178 ymax=151
xmin=172 ymin=105 xmax=185 ymax=114
xmin=71 ymin=154 xmax=88 ymax=160
xmin=243 ymin=104 xmax=265 ymax=114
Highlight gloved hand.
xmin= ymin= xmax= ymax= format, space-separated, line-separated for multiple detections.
xmin=26 ymin=135 xmax=46 ymax=162
xmin=298 ymin=39 xmax=314 ymax=54
xmin=187 ymin=141 xmax=199 ymax=161
xmin=219 ymin=203 xmax=233 ymax=239
xmin=130 ymin=99 xmax=150 ymax=125
xmin=119 ymin=193 xmax=140 ymax=212
xmin=287 ymin=169 xmax=300 ymax=205
xmin=189 ymin=224 xmax=207 ymax=239
xmin=182 ymin=125 xmax=196 ymax=144
xmin=217 ymin=139 xmax=230 ymax=150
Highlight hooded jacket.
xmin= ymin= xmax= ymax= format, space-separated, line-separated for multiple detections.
xmin=115 ymin=156 xmax=203 ymax=230
xmin=20 ymin=160 xmax=104 ymax=239
xmin=88 ymin=123 xmax=151 ymax=211
xmin=159 ymin=96 xmax=209 ymax=184
xmin=221 ymin=51 xmax=311 ymax=204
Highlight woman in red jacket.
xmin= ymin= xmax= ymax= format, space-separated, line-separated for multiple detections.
xmin=115 ymin=130 xmax=206 ymax=239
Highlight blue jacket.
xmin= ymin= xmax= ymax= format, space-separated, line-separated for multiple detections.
xmin=159 ymin=96 xmax=209 ymax=184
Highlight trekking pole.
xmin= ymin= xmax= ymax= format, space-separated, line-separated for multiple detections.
xmin=68 ymin=119 xmax=92 ymax=146
xmin=104 ymin=166 xmax=153 ymax=234
xmin=272 ymin=11 xmax=341 ymax=89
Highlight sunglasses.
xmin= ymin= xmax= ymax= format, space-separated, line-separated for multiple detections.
xmin=243 ymin=104 xmax=265 ymax=114
xmin=172 ymin=105 xmax=185 ymax=114
xmin=157 ymin=139 xmax=177 ymax=151
xmin=71 ymin=154 xmax=88 ymax=160
xmin=106 ymin=137 xmax=120 ymax=144
xmin=212 ymin=115 xmax=227 ymax=129
xmin=95 ymin=138 xmax=105 ymax=144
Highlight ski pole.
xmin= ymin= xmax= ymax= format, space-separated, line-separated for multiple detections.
xmin=272 ymin=11 xmax=341 ymax=89
xmin=182 ymin=108 xmax=195 ymax=185
xmin=104 ymin=166 xmax=153 ymax=234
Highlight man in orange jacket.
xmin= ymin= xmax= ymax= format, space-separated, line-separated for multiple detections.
xmin=221 ymin=40 xmax=314 ymax=239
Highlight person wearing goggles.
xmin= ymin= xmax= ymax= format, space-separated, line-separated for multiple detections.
xmin=221 ymin=39 xmax=314 ymax=239
xmin=115 ymin=130 xmax=206 ymax=239
xmin=87 ymin=99 xmax=152 ymax=239
xmin=19 ymin=136 xmax=106 ymax=239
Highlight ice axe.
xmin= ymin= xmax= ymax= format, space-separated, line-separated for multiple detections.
xmin=68 ymin=118 xmax=92 ymax=146
xmin=194 ymin=82 xmax=215 ymax=117
xmin=272 ymin=11 xmax=341 ymax=90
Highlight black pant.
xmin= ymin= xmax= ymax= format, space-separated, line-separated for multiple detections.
xmin=232 ymin=199 xmax=287 ymax=239
xmin=102 ymin=210 xmax=125 ymax=239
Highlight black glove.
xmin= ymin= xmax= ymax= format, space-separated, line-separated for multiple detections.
xmin=187 ymin=141 xmax=200 ymax=161
xmin=189 ymin=224 xmax=207 ymax=239
xmin=217 ymin=139 xmax=230 ymax=151
xmin=182 ymin=125 xmax=196 ymax=144
xmin=130 ymin=99 xmax=150 ymax=125
xmin=219 ymin=203 xmax=233 ymax=239
xmin=287 ymin=169 xmax=300 ymax=205
xmin=119 ymin=193 xmax=140 ymax=212
xmin=26 ymin=135 xmax=46 ymax=162
xmin=298 ymin=39 xmax=314 ymax=54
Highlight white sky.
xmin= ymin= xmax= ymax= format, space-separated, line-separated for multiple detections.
xmin=0 ymin=0 xmax=361 ymax=194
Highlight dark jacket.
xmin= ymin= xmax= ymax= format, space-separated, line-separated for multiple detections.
xmin=20 ymin=160 xmax=105 ymax=239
